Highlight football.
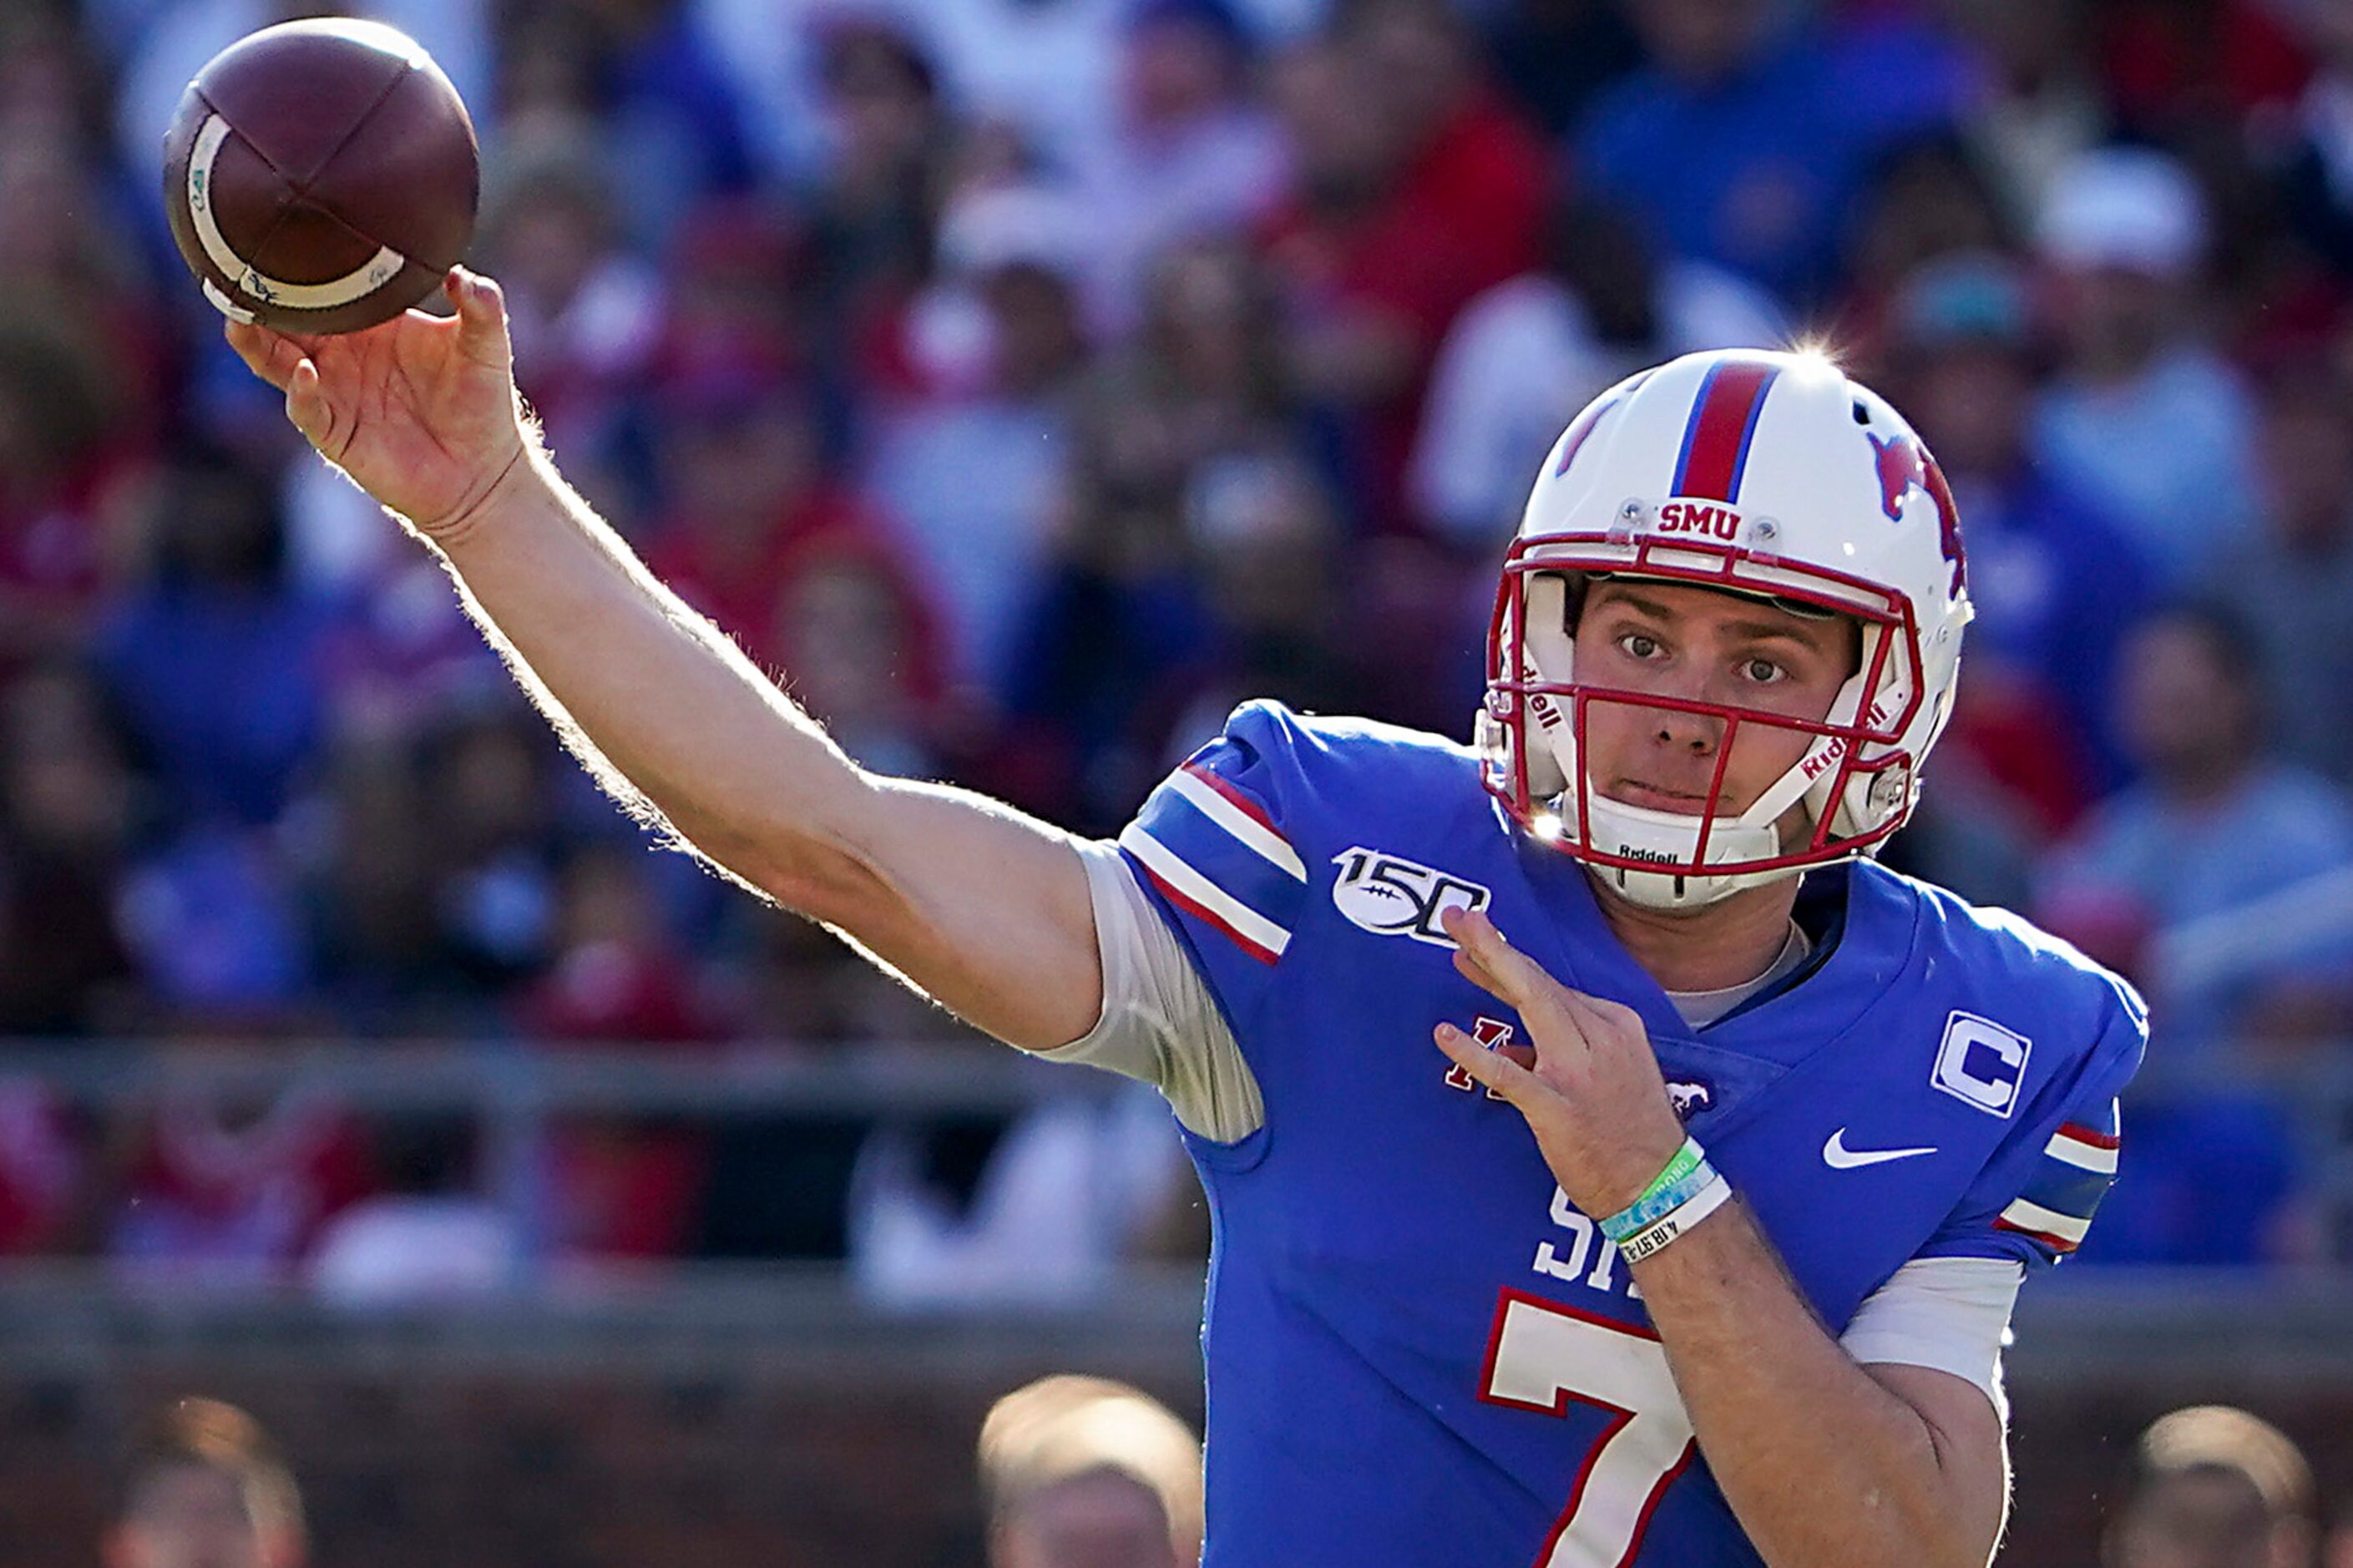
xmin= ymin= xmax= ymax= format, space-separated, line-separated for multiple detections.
xmin=161 ymin=18 xmax=478 ymax=335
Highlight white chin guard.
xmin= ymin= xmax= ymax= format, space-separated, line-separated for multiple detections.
xmin=1564 ymin=791 xmax=1803 ymax=910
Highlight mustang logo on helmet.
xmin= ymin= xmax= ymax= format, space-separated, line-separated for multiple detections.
xmin=1867 ymin=429 xmax=1968 ymax=596
xmin=1866 ymin=429 xmax=1927 ymax=522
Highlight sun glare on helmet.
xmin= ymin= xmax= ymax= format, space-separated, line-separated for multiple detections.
xmin=1784 ymin=336 xmax=1845 ymax=374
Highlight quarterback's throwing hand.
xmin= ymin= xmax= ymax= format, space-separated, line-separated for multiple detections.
xmin=225 ymin=266 xmax=530 ymax=541
xmin=1434 ymin=906 xmax=1690 ymax=1221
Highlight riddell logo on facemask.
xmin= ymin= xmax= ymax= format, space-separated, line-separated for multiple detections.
xmin=1657 ymin=502 xmax=1742 ymax=540
xmin=1617 ymin=845 xmax=1679 ymax=863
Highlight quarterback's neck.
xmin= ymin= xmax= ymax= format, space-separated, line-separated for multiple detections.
xmin=1586 ymin=873 xmax=1804 ymax=995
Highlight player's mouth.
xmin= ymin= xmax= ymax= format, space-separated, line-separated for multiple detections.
xmin=1608 ymin=779 xmax=1715 ymax=813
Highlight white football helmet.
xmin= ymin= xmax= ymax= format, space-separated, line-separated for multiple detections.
xmin=1478 ymin=348 xmax=1974 ymax=908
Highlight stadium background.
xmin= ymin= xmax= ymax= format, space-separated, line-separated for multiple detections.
xmin=2 ymin=0 xmax=2352 ymax=1560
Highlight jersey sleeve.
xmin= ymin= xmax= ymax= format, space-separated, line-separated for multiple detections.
xmin=1839 ymin=1256 xmax=2023 ymax=1418
xmin=1033 ymin=839 xmax=1268 ymax=1143
xmin=1115 ymin=701 xmax=1310 ymax=1033
xmin=1916 ymin=979 xmax=2148 ymax=1270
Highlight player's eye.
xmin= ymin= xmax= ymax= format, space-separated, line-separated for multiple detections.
xmin=1617 ymin=633 xmax=1664 ymax=660
xmin=1740 ymin=656 xmax=1786 ymax=685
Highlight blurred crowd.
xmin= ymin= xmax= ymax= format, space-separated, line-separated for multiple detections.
xmin=89 ymin=1388 xmax=2353 ymax=1568
xmin=2 ymin=0 xmax=2352 ymax=1282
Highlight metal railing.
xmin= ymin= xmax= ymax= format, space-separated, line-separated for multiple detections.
xmin=3 ymin=1035 xmax=2352 ymax=1277
xmin=0 ymin=1039 xmax=1146 ymax=1299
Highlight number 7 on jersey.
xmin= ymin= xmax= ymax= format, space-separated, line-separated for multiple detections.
xmin=1480 ymin=1291 xmax=1698 ymax=1568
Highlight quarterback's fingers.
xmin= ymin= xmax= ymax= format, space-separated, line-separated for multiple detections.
xmin=1441 ymin=906 xmax=1562 ymax=1012
xmin=284 ymin=357 xmax=337 ymax=455
xmin=448 ymin=267 xmax=514 ymax=369
xmin=224 ymin=320 xmax=301 ymax=392
xmin=1550 ymin=984 xmax=1623 ymax=1030
xmin=1434 ymin=1022 xmax=1545 ymax=1106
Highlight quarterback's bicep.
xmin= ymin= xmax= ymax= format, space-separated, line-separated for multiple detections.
xmin=1031 ymin=839 xmax=1267 ymax=1142
xmin=1840 ymin=1256 xmax=2023 ymax=1422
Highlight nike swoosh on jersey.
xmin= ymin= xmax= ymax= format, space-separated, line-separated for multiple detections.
xmin=1822 ymin=1129 xmax=1939 ymax=1169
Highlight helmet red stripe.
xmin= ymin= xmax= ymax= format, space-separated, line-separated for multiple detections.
xmin=1670 ymin=360 xmax=1781 ymax=503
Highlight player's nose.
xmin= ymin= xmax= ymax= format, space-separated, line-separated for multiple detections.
xmin=1647 ymin=690 xmax=1728 ymax=755
xmin=1650 ymin=711 xmax=1723 ymax=756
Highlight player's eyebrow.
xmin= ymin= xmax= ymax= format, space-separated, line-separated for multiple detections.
xmin=1591 ymin=588 xmax=1686 ymax=625
xmin=1721 ymin=617 xmax=1831 ymax=650
xmin=1594 ymin=589 xmax=1829 ymax=651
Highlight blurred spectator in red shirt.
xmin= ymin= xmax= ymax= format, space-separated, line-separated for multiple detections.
xmin=2099 ymin=0 xmax=2310 ymax=139
xmin=107 ymin=1081 xmax=374 ymax=1282
xmin=526 ymin=838 xmax=718 ymax=1260
xmin=0 ymin=1080 xmax=83 ymax=1257
xmin=0 ymin=316 xmax=129 ymax=669
xmin=655 ymin=195 xmax=809 ymax=386
xmin=1261 ymin=0 xmax=1546 ymax=533
xmin=764 ymin=526 xmax=949 ymax=780
xmin=521 ymin=838 xmax=720 ymax=1044
xmin=641 ymin=362 xmax=893 ymax=667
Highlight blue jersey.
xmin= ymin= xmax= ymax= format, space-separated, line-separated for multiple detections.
xmin=1115 ymin=701 xmax=2145 ymax=1568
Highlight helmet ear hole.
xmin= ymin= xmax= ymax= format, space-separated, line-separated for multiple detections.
xmin=1558 ymin=573 xmax=1591 ymax=635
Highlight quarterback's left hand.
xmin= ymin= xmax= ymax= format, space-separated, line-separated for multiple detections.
xmin=1435 ymin=905 xmax=1691 ymax=1220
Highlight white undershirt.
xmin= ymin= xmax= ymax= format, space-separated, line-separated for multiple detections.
xmin=1663 ymin=921 xmax=1812 ymax=1028
xmin=1037 ymin=840 xmax=2022 ymax=1414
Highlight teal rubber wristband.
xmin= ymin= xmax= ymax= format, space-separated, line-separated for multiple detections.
xmin=1617 ymin=1170 xmax=1734 ymax=1264
xmin=1603 ymin=1156 xmax=1717 ymax=1243
xmin=1599 ymin=1136 xmax=1712 ymax=1244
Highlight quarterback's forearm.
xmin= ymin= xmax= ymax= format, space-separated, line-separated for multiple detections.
xmin=423 ymin=445 xmax=873 ymax=902
xmin=1628 ymin=1203 xmax=2002 ymax=1568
